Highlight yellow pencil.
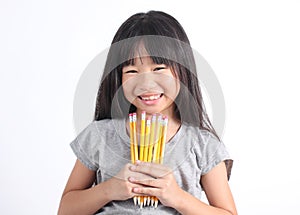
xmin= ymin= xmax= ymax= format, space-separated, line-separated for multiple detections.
xmin=152 ymin=114 xmax=162 ymax=164
xmin=144 ymin=117 xmax=151 ymax=162
xmin=154 ymin=115 xmax=168 ymax=208
xmin=129 ymin=114 xmax=137 ymax=205
xmin=147 ymin=114 xmax=156 ymax=163
xmin=148 ymin=114 xmax=157 ymax=206
xmin=139 ymin=111 xmax=146 ymax=161
xmin=159 ymin=116 xmax=168 ymax=164
xmin=143 ymin=117 xmax=151 ymax=206
xmin=156 ymin=118 xmax=163 ymax=164
xmin=129 ymin=114 xmax=135 ymax=163
xmin=132 ymin=113 xmax=138 ymax=162
xmin=129 ymin=112 xmax=168 ymax=208
xmin=151 ymin=114 xmax=163 ymax=207
xmin=132 ymin=113 xmax=139 ymax=205
xmin=138 ymin=111 xmax=146 ymax=208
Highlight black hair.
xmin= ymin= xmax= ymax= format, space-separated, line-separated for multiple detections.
xmin=94 ymin=10 xmax=234 ymax=180
xmin=94 ymin=11 xmax=219 ymax=140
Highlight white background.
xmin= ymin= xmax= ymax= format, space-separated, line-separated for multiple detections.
xmin=1 ymin=0 xmax=300 ymax=214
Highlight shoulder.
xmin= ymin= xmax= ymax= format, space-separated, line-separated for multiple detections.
xmin=73 ymin=118 xmax=126 ymax=146
xmin=181 ymin=123 xmax=229 ymax=162
xmin=181 ymin=123 xmax=220 ymax=146
xmin=70 ymin=118 xmax=127 ymax=171
xmin=81 ymin=118 xmax=125 ymax=135
xmin=93 ymin=118 xmax=118 ymax=131
xmin=93 ymin=118 xmax=126 ymax=139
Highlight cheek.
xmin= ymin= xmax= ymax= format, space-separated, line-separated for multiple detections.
xmin=159 ymin=75 xmax=180 ymax=99
xmin=122 ymin=77 xmax=136 ymax=102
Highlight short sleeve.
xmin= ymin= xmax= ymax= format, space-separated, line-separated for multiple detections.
xmin=70 ymin=122 xmax=100 ymax=171
xmin=200 ymin=132 xmax=233 ymax=179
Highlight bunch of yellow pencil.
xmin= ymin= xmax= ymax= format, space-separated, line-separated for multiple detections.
xmin=129 ymin=111 xmax=168 ymax=208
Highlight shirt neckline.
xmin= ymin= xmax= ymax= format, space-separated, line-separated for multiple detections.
xmin=120 ymin=118 xmax=183 ymax=146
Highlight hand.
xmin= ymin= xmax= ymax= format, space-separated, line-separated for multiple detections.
xmin=128 ymin=161 xmax=183 ymax=208
xmin=105 ymin=163 xmax=155 ymax=201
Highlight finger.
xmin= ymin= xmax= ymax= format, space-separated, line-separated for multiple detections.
xmin=130 ymin=161 xmax=171 ymax=178
xmin=127 ymin=172 xmax=155 ymax=182
xmin=132 ymin=186 xmax=160 ymax=197
xmin=135 ymin=160 xmax=170 ymax=171
xmin=128 ymin=176 xmax=163 ymax=188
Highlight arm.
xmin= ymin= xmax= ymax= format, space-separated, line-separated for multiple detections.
xmin=129 ymin=161 xmax=237 ymax=215
xmin=175 ymin=162 xmax=237 ymax=215
xmin=57 ymin=159 xmax=111 ymax=215
xmin=58 ymin=159 xmax=146 ymax=215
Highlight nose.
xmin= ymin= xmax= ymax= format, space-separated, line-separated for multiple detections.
xmin=135 ymin=72 xmax=158 ymax=93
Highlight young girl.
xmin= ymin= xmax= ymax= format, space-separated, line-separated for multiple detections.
xmin=58 ymin=11 xmax=237 ymax=215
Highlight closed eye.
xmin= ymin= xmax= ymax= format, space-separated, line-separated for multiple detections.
xmin=124 ymin=70 xmax=138 ymax=74
xmin=153 ymin=67 xmax=166 ymax=71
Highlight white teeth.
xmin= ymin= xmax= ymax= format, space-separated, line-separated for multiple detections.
xmin=141 ymin=94 xmax=161 ymax=101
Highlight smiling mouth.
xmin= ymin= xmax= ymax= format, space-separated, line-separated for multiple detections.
xmin=138 ymin=94 xmax=163 ymax=101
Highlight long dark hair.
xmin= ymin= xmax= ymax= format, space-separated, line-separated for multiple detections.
xmin=94 ymin=10 xmax=219 ymax=140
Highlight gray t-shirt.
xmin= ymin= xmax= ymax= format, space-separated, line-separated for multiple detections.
xmin=70 ymin=118 xmax=232 ymax=214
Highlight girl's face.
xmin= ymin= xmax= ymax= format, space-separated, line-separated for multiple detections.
xmin=122 ymin=56 xmax=180 ymax=117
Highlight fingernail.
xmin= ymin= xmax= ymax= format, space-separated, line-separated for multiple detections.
xmin=135 ymin=160 xmax=141 ymax=164
xmin=132 ymin=187 xmax=139 ymax=192
xmin=130 ymin=165 xmax=136 ymax=171
xmin=128 ymin=177 xmax=136 ymax=182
